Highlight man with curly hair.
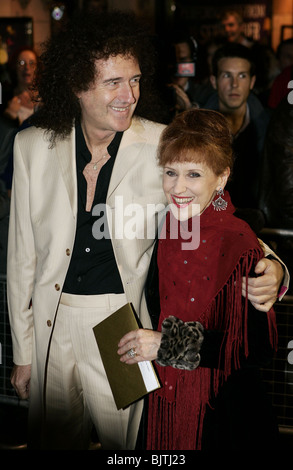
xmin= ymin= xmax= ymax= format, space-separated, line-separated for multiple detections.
xmin=7 ymin=10 xmax=166 ymax=450
xmin=6 ymin=10 xmax=287 ymax=450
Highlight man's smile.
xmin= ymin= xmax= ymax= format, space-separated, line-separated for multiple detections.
xmin=110 ymin=105 xmax=131 ymax=112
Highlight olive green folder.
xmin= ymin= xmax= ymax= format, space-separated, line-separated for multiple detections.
xmin=93 ymin=302 xmax=161 ymax=410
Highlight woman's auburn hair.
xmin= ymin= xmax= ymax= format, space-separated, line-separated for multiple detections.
xmin=158 ymin=108 xmax=234 ymax=176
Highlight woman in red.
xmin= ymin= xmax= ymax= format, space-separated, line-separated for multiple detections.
xmin=119 ymin=109 xmax=278 ymax=450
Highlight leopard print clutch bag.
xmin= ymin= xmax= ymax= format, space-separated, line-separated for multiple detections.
xmin=156 ymin=316 xmax=204 ymax=370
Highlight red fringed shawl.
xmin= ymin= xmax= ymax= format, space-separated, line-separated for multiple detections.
xmin=147 ymin=192 xmax=277 ymax=450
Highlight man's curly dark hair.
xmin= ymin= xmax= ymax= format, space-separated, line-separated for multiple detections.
xmin=32 ymin=10 xmax=165 ymax=143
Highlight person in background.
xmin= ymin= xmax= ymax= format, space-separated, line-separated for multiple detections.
xmin=268 ymin=39 xmax=293 ymax=110
xmin=0 ymin=47 xmax=39 ymax=194
xmin=259 ymin=97 xmax=293 ymax=229
xmin=276 ymin=38 xmax=293 ymax=73
xmin=218 ymin=9 xmax=279 ymax=103
xmin=118 ymin=109 xmax=280 ymax=450
xmin=204 ymin=43 xmax=269 ymax=231
xmin=219 ymin=9 xmax=254 ymax=48
xmin=161 ymin=34 xmax=200 ymax=118
xmin=3 ymin=47 xmax=38 ymax=125
xmin=161 ymin=34 xmax=218 ymax=119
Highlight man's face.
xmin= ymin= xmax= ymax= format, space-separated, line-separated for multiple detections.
xmin=211 ymin=57 xmax=256 ymax=112
xmin=77 ymin=54 xmax=141 ymax=138
xmin=221 ymin=15 xmax=243 ymax=43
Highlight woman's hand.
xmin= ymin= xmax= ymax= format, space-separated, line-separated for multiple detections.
xmin=118 ymin=329 xmax=162 ymax=364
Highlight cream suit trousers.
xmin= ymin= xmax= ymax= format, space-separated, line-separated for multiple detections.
xmin=40 ymin=292 xmax=139 ymax=450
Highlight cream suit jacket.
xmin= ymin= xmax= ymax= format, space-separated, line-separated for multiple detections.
xmin=7 ymin=117 xmax=166 ymax=378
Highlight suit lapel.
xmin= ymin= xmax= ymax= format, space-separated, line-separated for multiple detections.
xmin=107 ymin=118 xmax=146 ymax=201
xmin=54 ymin=119 xmax=145 ymax=213
xmin=55 ymin=128 xmax=77 ymax=217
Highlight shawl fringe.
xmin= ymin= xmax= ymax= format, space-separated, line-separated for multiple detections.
xmin=147 ymin=248 xmax=277 ymax=450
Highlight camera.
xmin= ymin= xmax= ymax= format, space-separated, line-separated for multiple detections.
xmin=175 ymin=61 xmax=196 ymax=77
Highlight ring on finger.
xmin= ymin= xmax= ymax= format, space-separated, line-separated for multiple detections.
xmin=127 ymin=348 xmax=137 ymax=358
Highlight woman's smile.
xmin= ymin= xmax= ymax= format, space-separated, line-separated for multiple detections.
xmin=171 ymin=195 xmax=195 ymax=208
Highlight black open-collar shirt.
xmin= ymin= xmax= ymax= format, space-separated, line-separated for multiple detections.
xmin=62 ymin=122 xmax=124 ymax=295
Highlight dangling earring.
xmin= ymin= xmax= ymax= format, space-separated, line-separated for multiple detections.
xmin=212 ymin=188 xmax=227 ymax=211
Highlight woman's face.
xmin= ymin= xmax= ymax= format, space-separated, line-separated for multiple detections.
xmin=16 ymin=50 xmax=37 ymax=88
xmin=163 ymin=158 xmax=229 ymax=221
